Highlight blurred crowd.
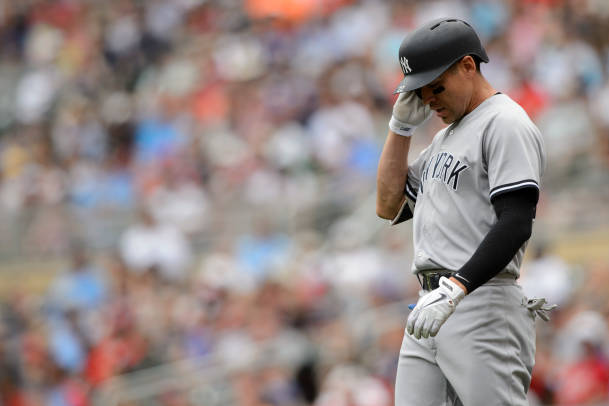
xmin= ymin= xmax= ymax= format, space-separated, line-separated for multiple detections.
xmin=0 ymin=0 xmax=609 ymax=405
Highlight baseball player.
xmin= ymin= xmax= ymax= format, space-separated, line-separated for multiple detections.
xmin=376 ymin=18 xmax=555 ymax=405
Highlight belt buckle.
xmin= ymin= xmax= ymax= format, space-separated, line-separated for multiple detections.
xmin=419 ymin=270 xmax=452 ymax=290
xmin=417 ymin=272 xmax=435 ymax=291
xmin=431 ymin=273 xmax=440 ymax=289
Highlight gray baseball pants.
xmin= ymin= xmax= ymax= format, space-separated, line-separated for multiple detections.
xmin=395 ymin=276 xmax=536 ymax=406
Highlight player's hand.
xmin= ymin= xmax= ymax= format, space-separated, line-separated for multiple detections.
xmin=407 ymin=277 xmax=465 ymax=339
xmin=389 ymin=91 xmax=431 ymax=137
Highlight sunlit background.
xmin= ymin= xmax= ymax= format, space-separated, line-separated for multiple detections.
xmin=0 ymin=0 xmax=608 ymax=405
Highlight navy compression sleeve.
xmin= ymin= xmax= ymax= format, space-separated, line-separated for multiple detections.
xmin=453 ymin=188 xmax=538 ymax=293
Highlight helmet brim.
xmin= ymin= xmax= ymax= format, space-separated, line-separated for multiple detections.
xmin=393 ymin=61 xmax=453 ymax=94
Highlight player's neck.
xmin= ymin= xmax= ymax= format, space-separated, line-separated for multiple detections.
xmin=465 ymin=76 xmax=497 ymax=115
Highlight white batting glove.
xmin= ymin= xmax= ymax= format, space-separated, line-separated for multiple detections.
xmin=526 ymin=298 xmax=558 ymax=322
xmin=388 ymin=91 xmax=431 ymax=137
xmin=407 ymin=277 xmax=465 ymax=339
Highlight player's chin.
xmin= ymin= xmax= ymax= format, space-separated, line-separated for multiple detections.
xmin=436 ymin=110 xmax=454 ymax=124
xmin=440 ymin=115 xmax=455 ymax=124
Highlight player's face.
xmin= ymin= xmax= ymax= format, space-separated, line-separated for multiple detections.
xmin=417 ymin=58 xmax=474 ymax=124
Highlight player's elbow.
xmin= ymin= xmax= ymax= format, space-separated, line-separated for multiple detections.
xmin=376 ymin=204 xmax=396 ymax=220
xmin=514 ymin=220 xmax=533 ymax=243
xmin=502 ymin=215 xmax=533 ymax=246
xmin=376 ymin=185 xmax=404 ymax=220
xmin=376 ymin=195 xmax=402 ymax=220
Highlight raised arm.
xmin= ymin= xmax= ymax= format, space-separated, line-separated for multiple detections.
xmin=376 ymin=91 xmax=431 ymax=220
xmin=376 ymin=130 xmax=411 ymax=219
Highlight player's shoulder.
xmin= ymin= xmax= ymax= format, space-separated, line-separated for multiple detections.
xmin=485 ymin=94 xmax=536 ymax=127
xmin=481 ymin=95 xmax=544 ymax=153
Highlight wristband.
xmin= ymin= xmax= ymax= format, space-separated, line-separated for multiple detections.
xmin=389 ymin=116 xmax=415 ymax=137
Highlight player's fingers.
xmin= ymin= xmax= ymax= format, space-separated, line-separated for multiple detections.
xmin=420 ymin=316 xmax=435 ymax=339
xmin=429 ymin=320 xmax=442 ymax=337
xmin=396 ymin=91 xmax=412 ymax=104
xmin=413 ymin=312 xmax=426 ymax=339
xmin=406 ymin=310 xmax=418 ymax=335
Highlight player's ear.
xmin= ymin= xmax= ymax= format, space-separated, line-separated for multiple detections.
xmin=460 ymin=56 xmax=477 ymax=77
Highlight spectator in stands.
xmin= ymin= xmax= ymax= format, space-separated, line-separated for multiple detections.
xmin=119 ymin=206 xmax=192 ymax=283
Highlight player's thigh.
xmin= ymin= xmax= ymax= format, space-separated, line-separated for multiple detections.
xmin=395 ymin=332 xmax=458 ymax=406
xmin=436 ymin=284 xmax=535 ymax=406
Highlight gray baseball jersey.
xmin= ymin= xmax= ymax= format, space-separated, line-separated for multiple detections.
xmin=392 ymin=93 xmax=546 ymax=278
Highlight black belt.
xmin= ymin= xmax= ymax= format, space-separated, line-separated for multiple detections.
xmin=417 ymin=270 xmax=455 ymax=291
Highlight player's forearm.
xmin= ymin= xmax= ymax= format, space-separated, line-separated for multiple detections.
xmin=376 ymin=130 xmax=411 ymax=219
xmin=453 ymin=189 xmax=537 ymax=293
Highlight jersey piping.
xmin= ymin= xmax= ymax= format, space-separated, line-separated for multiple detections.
xmin=405 ymin=180 xmax=418 ymax=202
xmin=489 ymin=179 xmax=539 ymax=200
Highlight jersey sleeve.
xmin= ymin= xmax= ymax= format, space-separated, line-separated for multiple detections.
xmin=391 ymin=146 xmax=429 ymax=225
xmin=484 ymin=112 xmax=546 ymax=203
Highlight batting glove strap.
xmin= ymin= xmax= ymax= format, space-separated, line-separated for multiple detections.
xmin=389 ymin=116 xmax=416 ymax=137
xmin=406 ymin=277 xmax=465 ymax=340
